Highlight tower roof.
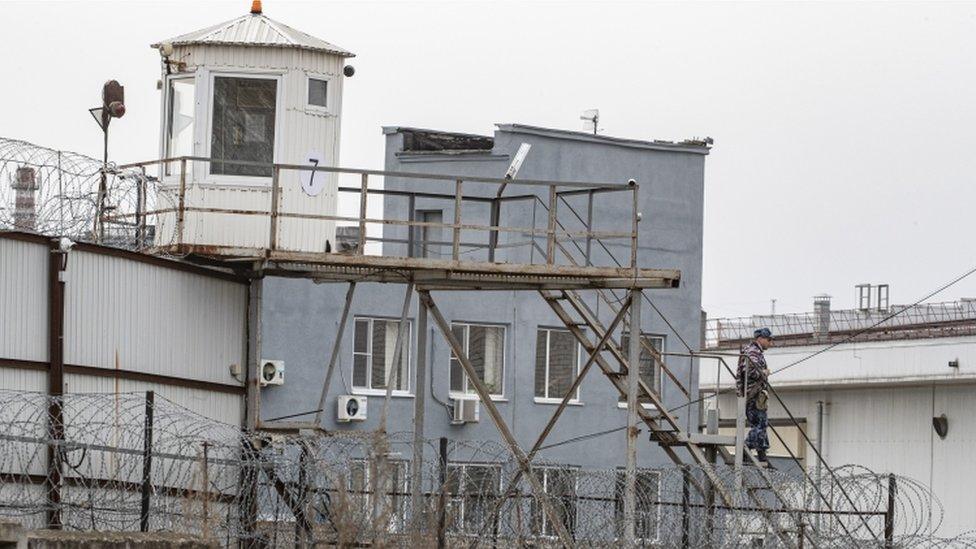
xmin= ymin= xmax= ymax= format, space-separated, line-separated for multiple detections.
xmin=151 ymin=10 xmax=354 ymax=57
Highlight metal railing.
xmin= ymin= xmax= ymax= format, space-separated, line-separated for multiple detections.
xmin=101 ymin=156 xmax=640 ymax=270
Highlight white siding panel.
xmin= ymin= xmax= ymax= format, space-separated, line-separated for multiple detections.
xmin=0 ymin=367 xmax=46 ymax=392
xmin=0 ymin=238 xmax=48 ymax=362
xmin=63 ymin=250 xmax=247 ymax=385
xmin=64 ymin=373 xmax=244 ymax=427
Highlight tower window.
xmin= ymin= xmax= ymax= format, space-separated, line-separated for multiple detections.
xmin=308 ymin=78 xmax=328 ymax=108
xmin=210 ymin=76 xmax=277 ymax=177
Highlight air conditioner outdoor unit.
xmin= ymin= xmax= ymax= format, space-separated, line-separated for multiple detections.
xmin=337 ymin=395 xmax=367 ymax=422
xmin=452 ymin=398 xmax=480 ymax=424
xmin=259 ymin=360 xmax=284 ymax=386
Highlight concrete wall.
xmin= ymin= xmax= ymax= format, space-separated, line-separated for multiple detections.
xmin=712 ymin=382 xmax=976 ymax=537
xmin=260 ymin=125 xmax=709 ymax=470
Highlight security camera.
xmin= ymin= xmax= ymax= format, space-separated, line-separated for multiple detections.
xmin=627 ymin=179 xmax=637 ymax=186
xmin=343 ymin=65 xmax=355 ymax=77
xmin=159 ymin=42 xmax=174 ymax=58
xmin=58 ymin=237 xmax=75 ymax=253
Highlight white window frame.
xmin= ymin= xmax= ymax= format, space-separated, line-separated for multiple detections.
xmin=351 ymin=316 xmax=413 ymax=397
xmin=534 ymin=327 xmax=583 ymax=405
xmin=530 ymin=466 xmax=579 ymax=540
xmin=446 ymin=462 xmax=503 ymax=536
xmin=616 ymin=333 xmax=665 ymax=411
xmin=347 ymin=458 xmax=411 ymax=533
xmin=304 ymin=73 xmax=334 ymax=115
xmin=203 ymin=70 xmax=285 ymax=186
xmin=449 ymin=322 xmax=506 ymax=401
xmin=160 ymin=74 xmax=198 ymax=180
xmin=613 ymin=468 xmax=662 ymax=544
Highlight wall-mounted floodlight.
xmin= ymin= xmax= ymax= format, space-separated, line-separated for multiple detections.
xmin=504 ymin=143 xmax=531 ymax=180
xmin=343 ymin=65 xmax=356 ymax=77
xmin=159 ymin=42 xmax=174 ymax=58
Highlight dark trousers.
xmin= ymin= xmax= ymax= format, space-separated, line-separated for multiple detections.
xmin=745 ymin=402 xmax=769 ymax=451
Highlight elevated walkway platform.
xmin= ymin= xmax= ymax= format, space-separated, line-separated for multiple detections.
xmin=163 ymin=244 xmax=680 ymax=290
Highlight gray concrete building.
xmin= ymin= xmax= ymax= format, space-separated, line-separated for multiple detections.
xmin=260 ymin=123 xmax=710 ymax=471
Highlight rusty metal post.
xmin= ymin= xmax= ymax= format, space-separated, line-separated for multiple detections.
xmin=624 ymin=288 xmax=642 ymax=544
xmin=488 ymin=198 xmax=500 ymax=262
xmin=585 ymin=189 xmax=594 ymax=266
xmin=452 ymin=180 xmax=462 ymax=260
xmin=407 ymin=194 xmax=416 ymax=258
xmin=358 ymin=173 xmax=368 ymax=254
xmin=45 ymin=243 xmax=66 ymax=529
xmin=268 ymin=165 xmax=282 ymax=251
xmin=140 ymin=391 xmax=155 ymax=532
xmin=884 ymin=473 xmax=896 ymax=548
xmin=437 ymin=437 xmax=448 ymax=549
xmin=630 ymin=181 xmax=639 ymax=270
xmin=545 ymin=185 xmax=557 ymax=264
xmin=202 ymin=441 xmax=211 ymax=540
xmin=176 ymin=158 xmax=187 ymax=248
xmin=681 ymin=465 xmax=691 ymax=549
xmin=410 ymin=297 xmax=429 ymax=533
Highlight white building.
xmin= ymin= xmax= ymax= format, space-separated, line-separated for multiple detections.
xmin=702 ymin=293 xmax=976 ymax=536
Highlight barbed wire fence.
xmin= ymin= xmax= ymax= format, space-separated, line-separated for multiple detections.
xmin=0 ymin=389 xmax=973 ymax=548
xmin=0 ymin=136 xmax=179 ymax=251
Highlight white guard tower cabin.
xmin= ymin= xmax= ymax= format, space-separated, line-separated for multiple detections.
xmin=151 ymin=0 xmax=354 ymax=254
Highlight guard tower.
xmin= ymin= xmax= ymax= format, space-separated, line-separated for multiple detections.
xmin=151 ymin=0 xmax=354 ymax=254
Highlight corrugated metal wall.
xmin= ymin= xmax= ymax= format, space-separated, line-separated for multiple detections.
xmin=0 ymin=237 xmax=48 ymax=363
xmin=0 ymin=234 xmax=247 ymax=428
xmin=63 ymin=249 xmax=247 ymax=385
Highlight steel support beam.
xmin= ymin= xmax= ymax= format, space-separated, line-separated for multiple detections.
xmin=476 ymin=294 xmax=632 ymax=539
xmin=418 ymin=290 xmax=574 ymax=547
xmin=410 ymin=296 xmax=429 ymax=534
xmin=315 ymin=282 xmax=357 ymax=427
xmin=623 ymin=288 xmax=641 ymax=544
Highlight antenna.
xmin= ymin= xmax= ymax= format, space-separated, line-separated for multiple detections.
xmin=580 ymin=109 xmax=599 ymax=135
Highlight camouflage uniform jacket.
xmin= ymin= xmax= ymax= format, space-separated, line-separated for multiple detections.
xmin=736 ymin=341 xmax=768 ymax=403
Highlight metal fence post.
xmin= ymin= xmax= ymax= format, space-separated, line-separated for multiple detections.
xmin=681 ymin=465 xmax=691 ymax=548
xmin=438 ymin=437 xmax=449 ymax=549
xmin=884 ymin=473 xmax=896 ymax=548
xmin=268 ymin=165 xmax=281 ymax=251
xmin=176 ymin=158 xmax=187 ymax=248
xmin=546 ymin=185 xmax=557 ymax=264
xmin=452 ymin=180 xmax=462 ymax=260
xmin=624 ymin=288 xmax=642 ymax=544
xmin=140 ymin=390 xmax=155 ymax=532
xmin=358 ymin=173 xmax=368 ymax=254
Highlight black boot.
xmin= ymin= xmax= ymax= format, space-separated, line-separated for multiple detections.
xmin=756 ymin=448 xmax=768 ymax=462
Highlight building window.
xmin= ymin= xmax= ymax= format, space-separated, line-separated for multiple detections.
xmin=347 ymin=459 xmax=410 ymax=532
xmin=535 ymin=328 xmax=581 ymax=402
xmin=619 ymin=334 xmax=665 ymax=404
xmin=307 ymin=77 xmax=328 ymax=108
xmin=416 ymin=210 xmax=444 ymax=258
xmin=614 ymin=469 xmax=660 ymax=542
xmin=353 ymin=317 xmax=411 ymax=394
xmin=165 ymin=78 xmax=195 ymax=176
xmin=450 ymin=323 xmax=505 ymax=398
xmin=446 ymin=463 xmax=502 ymax=534
xmin=530 ymin=467 xmax=578 ymax=538
xmin=210 ymin=76 xmax=277 ymax=177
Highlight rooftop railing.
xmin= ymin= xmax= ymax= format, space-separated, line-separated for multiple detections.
xmin=706 ymin=299 xmax=976 ymax=348
xmin=99 ymin=156 xmax=641 ymax=272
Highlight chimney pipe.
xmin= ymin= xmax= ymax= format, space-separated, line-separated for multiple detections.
xmin=11 ymin=166 xmax=39 ymax=232
xmin=814 ymin=295 xmax=831 ymax=341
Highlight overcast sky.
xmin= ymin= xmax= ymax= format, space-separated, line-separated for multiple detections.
xmin=3 ymin=1 xmax=975 ymax=318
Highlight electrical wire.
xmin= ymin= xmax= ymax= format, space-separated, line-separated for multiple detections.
xmin=535 ymin=424 xmax=630 ymax=452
